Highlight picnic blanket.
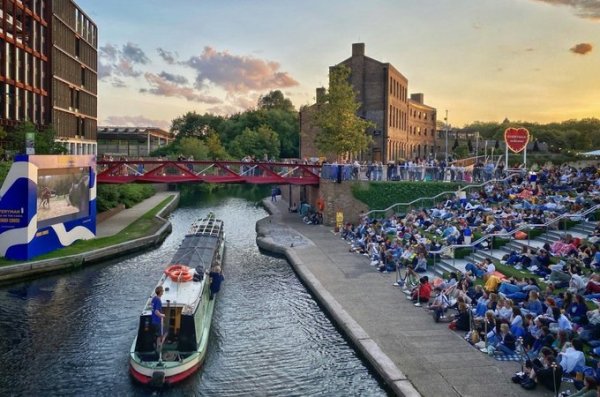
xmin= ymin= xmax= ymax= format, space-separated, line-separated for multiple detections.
xmin=493 ymin=353 xmax=522 ymax=362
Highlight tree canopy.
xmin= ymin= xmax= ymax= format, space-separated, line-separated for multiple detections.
xmin=313 ymin=65 xmax=374 ymax=157
xmin=4 ymin=121 xmax=68 ymax=155
xmin=462 ymin=118 xmax=600 ymax=152
xmin=258 ymin=90 xmax=295 ymax=113
xmin=160 ymin=91 xmax=299 ymax=159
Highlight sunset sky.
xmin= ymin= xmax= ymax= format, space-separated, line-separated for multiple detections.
xmin=76 ymin=0 xmax=600 ymax=130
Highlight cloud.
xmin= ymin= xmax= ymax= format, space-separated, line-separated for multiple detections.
xmin=140 ymin=72 xmax=222 ymax=104
xmin=227 ymin=93 xmax=259 ymax=110
xmin=98 ymin=42 xmax=149 ymax=80
xmin=98 ymin=62 xmax=113 ymax=79
xmin=185 ymin=46 xmax=299 ymax=93
xmin=100 ymin=43 xmax=119 ymax=61
xmin=570 ymin=42 xmax=593 ymax=54
xmin=122 ymin=42 xmax=150 ymax=64
xmin=158 ymin=71 xmax=188 ymax=85
xmin=112 ymin=78 xmax=127 ymax=88
xmin=116 ymin=59 xmax=142 ymax=77
xmin=206 ymin=104 xmax=242 ymax=116
xmin=103 ymin=115 xmax=171 ymax=131
xmin=532 ymin=0 xmax=600 ymax=20
xmin=157 ymin=48 xmax=177 ymax=64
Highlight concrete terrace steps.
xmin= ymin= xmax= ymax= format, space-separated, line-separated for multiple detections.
xmin=436 ymin=219 xmax=597 ymax=276
xmin=572 ymin=222 xmax=596 ymax=234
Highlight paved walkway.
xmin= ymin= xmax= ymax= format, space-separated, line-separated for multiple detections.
xmin=96 ymin=191 xmax=176 ymax=237
xmin=259 ymin=199 xmax=553 ymax=397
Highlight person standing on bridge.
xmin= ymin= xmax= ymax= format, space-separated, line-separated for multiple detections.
xmin=271 ymin=187 xmax=278 ymax=202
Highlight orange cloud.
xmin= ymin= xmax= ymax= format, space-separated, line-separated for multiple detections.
xmin=186 ymin=46 xmax=299 ymax=93
xmin=570 ymin=42 xmax=593 ymax=55
xmin=140 ymin=73 xmax=222 ymax=104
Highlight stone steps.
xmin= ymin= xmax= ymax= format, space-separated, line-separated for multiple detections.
xmin=435 ymin=219 xmax=597 ymax=276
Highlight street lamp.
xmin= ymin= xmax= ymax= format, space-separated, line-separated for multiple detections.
xmin=444 ymin=110 xmax=449 ymax=162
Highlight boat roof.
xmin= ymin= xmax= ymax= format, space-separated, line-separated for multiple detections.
xmin=142 ymin=215 xmax=224 ymax=316
xmin=141 ymin=271 xmax=206 ymax=316
xmin=163 ymin=271 xmax=205 ymax=314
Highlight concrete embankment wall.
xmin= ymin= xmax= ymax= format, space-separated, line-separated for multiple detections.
xmin=279 ymin=181 xmax=369 ymax=227
xmin=0 ymin=194 xmax=179 ymax=285
xmin=256 ymin=200 xmax=419 ymax=397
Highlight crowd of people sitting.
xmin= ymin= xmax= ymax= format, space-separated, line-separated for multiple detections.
xmin=340 ymin=163 xmax=600 ymax=395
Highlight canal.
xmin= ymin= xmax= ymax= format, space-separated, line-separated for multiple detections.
xmin=0 ymin=188 xmax=388 ymax=396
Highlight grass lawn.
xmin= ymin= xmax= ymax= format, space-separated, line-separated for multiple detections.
xmin=0 ymin=195 xmax=174 ymax=267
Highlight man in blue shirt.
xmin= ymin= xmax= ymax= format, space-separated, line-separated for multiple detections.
xmin=152 ymin=286 xmax=166 ymax=351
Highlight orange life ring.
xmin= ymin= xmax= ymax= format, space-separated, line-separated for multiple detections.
xmin=164 ymin=264 xmax=192 ymax=282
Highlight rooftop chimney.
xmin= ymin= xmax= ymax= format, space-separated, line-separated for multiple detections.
xmin=352 ymin=43 xmax=365 ymax=57
xmin=410 ymin=93 xmax=424 ymax=104
xmin=316 ymin=87 xmax=326 ymax=104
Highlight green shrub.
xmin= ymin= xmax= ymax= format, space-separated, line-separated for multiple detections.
xmin=0 ymin=161 xmax=11 ymax=184
xmin=454 ymin=247 xmax=472 ymax=259
xmin=351 ymin=181 xmax=464 ymax=212
xmin=558 ymin=219 xmax=578 ymax=230
xmin=97 ymin=184 xmax=155 ymax=212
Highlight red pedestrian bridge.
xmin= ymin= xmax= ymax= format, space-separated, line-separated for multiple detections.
xmin=96 ymin=160 xmax=321 ymax=185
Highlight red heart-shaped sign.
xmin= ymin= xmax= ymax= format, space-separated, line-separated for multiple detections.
xmin=504 ymin=128 xmax=530 ymax=153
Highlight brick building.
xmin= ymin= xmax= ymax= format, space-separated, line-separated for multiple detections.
xmin=300 ymin=43 xmax=437 ymax=163
xmin=0 ymin=0 xmax=97 ymax=155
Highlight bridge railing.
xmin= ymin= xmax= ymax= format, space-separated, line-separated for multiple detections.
xmin=320 ymin=164 xmax=510 ymax=184
xmin=96 ymin=159 xmax=322 ymax=185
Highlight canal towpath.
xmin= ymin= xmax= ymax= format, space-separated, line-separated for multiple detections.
xmin=96 ymin=190 xmax=176 ymax=237
xmin=0 ymin=191 xmax=179 ymax=284
xmin=257 ymin=198 xmax=552 ymax=397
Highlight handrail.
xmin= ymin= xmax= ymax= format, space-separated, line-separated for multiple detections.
xmin=428 ymin=203 xmax=600 ymax=257
xmin=362 ymin=172 xmax=522 ymax=218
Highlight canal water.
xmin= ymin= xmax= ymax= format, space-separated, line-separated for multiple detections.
xmin=0 ymin=189 xmax=388 ymax=396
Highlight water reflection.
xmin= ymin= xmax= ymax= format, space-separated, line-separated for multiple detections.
xmin=0 ymin=189 xmax=387 ymax=396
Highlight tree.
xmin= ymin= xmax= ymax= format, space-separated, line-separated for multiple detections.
xmin=36 ymin=124 xmax=69 ymax=154
xmin=452 ymin=137 xmax=459 ymax=150
xmin=204 ymin=131 xmax=229 ymax=160
xmin=314 ymin=65 xmax=374 ymax=158
xmin=229 ymin=125 xmax=280 ymax=159
xmin=258 ymin=90 xmax=295 ymax=113
xmin=8 ymin=121 xmax=67 ymax=155
xmin=171 ymin=112 xmax=225 ymax=139
xmin=0 ymin=126 xmax=7 ymax=158
xmin=178 ymin=137 xmax=209 ymax=160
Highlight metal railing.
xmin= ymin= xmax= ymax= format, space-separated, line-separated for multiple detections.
xmin=320 ymin=162 xmax=513 ymax=183
xmin=362 ymin=172 xmax=522 ymax=218
xmin=428 ymin=203 xmax=600 ymax=271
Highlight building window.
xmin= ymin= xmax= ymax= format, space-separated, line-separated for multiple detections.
xmin=75 ymin=38 xmax=80 ymax=58
xmin=81 ymin=67 xmax=86 ymax=87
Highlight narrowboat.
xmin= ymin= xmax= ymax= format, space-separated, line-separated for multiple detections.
xmin=129 ymin=213 xmax=224 ymax=386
